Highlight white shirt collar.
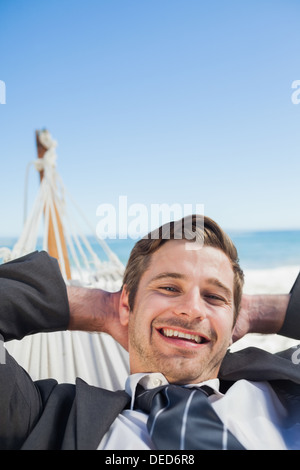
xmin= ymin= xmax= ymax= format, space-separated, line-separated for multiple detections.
xmin=125 ymin=372 xmax=222 ymax=410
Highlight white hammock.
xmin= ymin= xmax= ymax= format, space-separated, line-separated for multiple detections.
xmin=1 ymin=130 xmax=129 ymax=390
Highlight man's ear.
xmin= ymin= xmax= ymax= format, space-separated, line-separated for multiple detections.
xmin=119 ymin=286 xmax=130 ymax=327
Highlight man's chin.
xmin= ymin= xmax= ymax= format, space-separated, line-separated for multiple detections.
xmin=154 ymin=358 xmax=218 ymax=384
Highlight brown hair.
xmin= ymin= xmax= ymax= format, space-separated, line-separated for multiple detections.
xmin=122 ymin=214 xmax=244 ymax=324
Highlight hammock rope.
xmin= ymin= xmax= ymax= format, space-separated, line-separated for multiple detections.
xmin=2 ymin=130 xmax=124 ymax=290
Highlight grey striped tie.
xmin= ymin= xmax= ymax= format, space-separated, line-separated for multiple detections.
xmin=134 ymin=384 xmax=245 ymax=450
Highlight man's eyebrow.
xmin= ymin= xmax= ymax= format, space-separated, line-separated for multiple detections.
xmin=206 ymin=277 xmax=233 ymax=298
xmin=149 ymin=272 xmax=187 ymax=283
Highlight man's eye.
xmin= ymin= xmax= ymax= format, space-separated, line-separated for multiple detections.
xmin=159 ymin=286 xmax=178 ymax=293
xmin=206 ymin=294 xmax=225 ymax=302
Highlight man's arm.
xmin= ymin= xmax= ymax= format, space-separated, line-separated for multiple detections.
xmin=232 ymin=272 xmax=300 ymax=342
xmin=0 ymin=251 xmax=65 ymax=449
xmin=0 ymin=251 xmax=69 ymax=341
xmin=278 ymin=271 xmax=300 ymax=339
xmin=0 ymin=251 xmax=127 ymax=348
xmin=67 ymin=286 xmax=128 ymax=350
xmin=232 ymin=293 xmax=289 ymax=342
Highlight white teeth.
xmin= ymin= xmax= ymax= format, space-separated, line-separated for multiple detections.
xmin=162 ymin=328 xmax=203 ymax=343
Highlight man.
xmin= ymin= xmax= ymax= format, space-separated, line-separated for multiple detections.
xmin=0 ymin=215 xmax=299 ymax=449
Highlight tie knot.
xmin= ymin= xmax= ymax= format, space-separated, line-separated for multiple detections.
xmin=134 ymin=384 xmax=167 ymax=413
xmin=134 ymin=383 xmax=214 ymax=414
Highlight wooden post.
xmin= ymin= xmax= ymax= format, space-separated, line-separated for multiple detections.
xmin=36 ymin=130 xmax=72 ymax=280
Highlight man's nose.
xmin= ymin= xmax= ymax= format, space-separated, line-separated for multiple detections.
xmin=173 ymin=289 xmax=206 ymax=319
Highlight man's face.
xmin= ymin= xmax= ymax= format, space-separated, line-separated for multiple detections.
xmin=120 ymin=240 xmax=235 ymax=384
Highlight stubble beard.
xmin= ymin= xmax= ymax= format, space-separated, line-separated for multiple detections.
xmin=128 ymin=320 xmax=229 ymax=384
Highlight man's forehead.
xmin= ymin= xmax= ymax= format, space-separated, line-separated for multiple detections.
xmin=152 ymin=239 xmax=231 ymax=264
xmin=145 ymin=240 xmax=234 ymax=283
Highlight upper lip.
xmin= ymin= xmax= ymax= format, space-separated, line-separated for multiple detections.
xmin=157 ymin=326 xmax=210 ymax=344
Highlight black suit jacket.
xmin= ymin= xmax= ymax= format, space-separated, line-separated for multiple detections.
xmin=0 ymin=251 xmax=300 ymax=450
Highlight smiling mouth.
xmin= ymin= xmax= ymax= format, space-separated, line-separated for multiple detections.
xmin=158 ymin=327 xmax=209 ymax=345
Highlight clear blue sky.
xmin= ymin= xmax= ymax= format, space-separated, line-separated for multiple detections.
xmin=1 ymin=0 xmax=300 ymax=237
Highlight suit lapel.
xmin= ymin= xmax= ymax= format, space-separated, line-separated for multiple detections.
xmin=75 ymin=378 xmax=130 ymax=450
xmin=219 ymin=345 xmax=300 ymax=384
